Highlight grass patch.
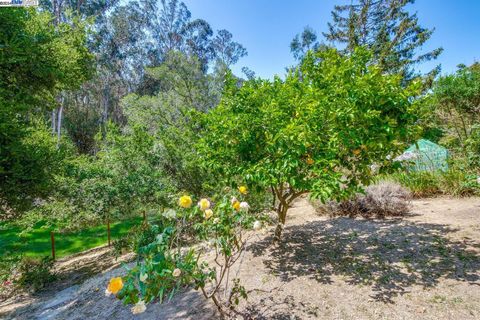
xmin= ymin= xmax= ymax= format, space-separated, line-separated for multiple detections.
xmin=0 ymin=217 xmax=143 ymax=260
xmin=381 ymin=169 xmax=480 ymax=198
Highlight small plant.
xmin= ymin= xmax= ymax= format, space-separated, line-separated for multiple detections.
xmin=105 ymin=188 xmax=260 ymax=318
xmin=16 ymin=256 xmax=56 ymax=292
xmin=112 ymin=222 xmax=161 ymax=258
xmin=0 ymin=254 xmax=21 ymax=299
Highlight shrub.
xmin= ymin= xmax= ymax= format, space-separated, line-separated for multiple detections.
xmin=16 ymin=256 xmax=56 ymax=292
xmin=112 ymin=221 xmax=164 ymax=258
xmin=439 ymin=169 xmax=480 ymax=196
xmin=318 ymin=181 xmax=411 ymax=218
xmin=465 ymin=125 xmax=480 ymax=168
xmin=0 ymin=254 xmax=21 ymax=298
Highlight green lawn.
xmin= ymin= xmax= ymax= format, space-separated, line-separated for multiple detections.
xmin=0 ymin=217 xmax=143 ymax=260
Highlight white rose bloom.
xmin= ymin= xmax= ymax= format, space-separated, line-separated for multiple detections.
xmin=369 ymin=163 xmax=380 ymax=174
xmin=240 ymin=201 xmax=250 ymax=211
xmin=162 ymin=209 xmax=177 ymax=220
xmin=140 ymin=273 xmax=148 ymax=282
xmin=105 ymin=288 xmax=112 ymax=297
xmin=131 ymin=300 xmax=147 ymax=314
xmin=477 ymin=176 xmax=480 ymax=184
xmin=156 ymin=234 xmax=164 ymax=243
xmin=213 ymin=217 xmax=220 ymax=224
xmin=253 ymin=220 xmax=262 ymax=231
xmin=172 ymin=268 xmax=182 ymax=277
xmin=230 ymin=196 xmax=238 ymax=205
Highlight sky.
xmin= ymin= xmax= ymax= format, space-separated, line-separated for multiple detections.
xmin=183 ymin=0 xmax=480 ymax=79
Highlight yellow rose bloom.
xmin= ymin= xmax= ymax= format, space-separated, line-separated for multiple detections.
xmin=306 ymin=157 xmax=314 ymax=165
xmin=198 ymin=198 xmax=210 ymax=211
xmin=179 ymin=195 xmax=193 ymax=208
xmin=232 ymin=200 xmax=241 ymax=211
xmin=204 ymin=209 xmax=213 ymax=219
xmin=353 ymin=149 xmax=361 ymax=156
xmin=238 ymin=186 xmax=248 ymax=194
xmin=107 ymin=277 xmax=123 ymax=295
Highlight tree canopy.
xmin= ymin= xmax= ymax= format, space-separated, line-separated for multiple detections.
xmin=292 ymin=0 xmax=443 ymax=83
xmin=0 ymin=8 xmax=93 ymax=217
xmin=199 ymin=48 xmax=421 ymax=237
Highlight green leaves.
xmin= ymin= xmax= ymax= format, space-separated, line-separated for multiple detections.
xmin=0 ymin=8 xmax=93 ymax=219
xmin=116 ymin=192 xmax=252 ymax=314
xmin=200 ymin=48 xmax=420 ymax=203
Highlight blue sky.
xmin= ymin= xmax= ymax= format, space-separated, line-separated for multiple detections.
xmin=183 ymin=0 xmax=480 ymax=79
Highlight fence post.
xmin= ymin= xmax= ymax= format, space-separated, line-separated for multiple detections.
xmin=107 ymin=219 xmax=111 ymax=247
xmin=50 ymin=231 xmax=55 ymax=260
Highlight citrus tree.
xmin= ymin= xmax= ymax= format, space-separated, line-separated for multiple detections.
xmin=199 ymin=48 xmax=421 ymax=238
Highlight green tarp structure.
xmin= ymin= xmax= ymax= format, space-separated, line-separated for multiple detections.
xmin=400 ymin=139 xmax=449 ymax=172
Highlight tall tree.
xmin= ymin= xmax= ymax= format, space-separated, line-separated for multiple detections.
xmin=322 ymin=0 xmax=442 ymax=82
xmin=47 ymin=0 xmax=247 ymax=154
xmin=39 ymin=0 xmax=120 ymax=22
xmin=290 ymin=26 xmax=320 ymax=60
xmin=0 ymin=8 xmax=93 ymax=217
xmin=211 ymin=29 xmax=247 ymax=67
xmin=142 ymin=0 xmax=214 ymax=69
xmin=39 ymin=0 xmax=121 ymax=142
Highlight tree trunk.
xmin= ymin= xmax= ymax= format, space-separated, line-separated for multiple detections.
xmin=272 ymin=185 xmax=307 ymax=240
xmin=274 ymin=203 xmax=288 ymax=240
xmin=51 ymin=109 xmax=56 ymax=135
xmin=56 ymin=103 xmax=63 ymax=147
xmin=101 ymin=82 xmax=110 ymax=139
xmin=270 ymin=186 xmax=276 ymax=210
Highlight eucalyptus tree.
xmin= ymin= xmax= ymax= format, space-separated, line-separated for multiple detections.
xmin=38 ymin=0 xmax=121 ymax=142
xmin=46 ymin=0 xmax=247 ymax=154
xmin=290 ymin=26 xmax=320 ymax=61
xmin=211 ymin=29 xmax=247 ymax=67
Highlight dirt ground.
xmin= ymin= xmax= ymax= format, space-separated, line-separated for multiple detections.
xmin=2 ymin=197 xmax=479 ymax=319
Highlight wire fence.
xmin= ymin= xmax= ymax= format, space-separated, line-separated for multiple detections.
xmin=1 ymin=214 xmax=147 ymax=261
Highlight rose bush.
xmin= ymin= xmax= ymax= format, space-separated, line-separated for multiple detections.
xmin=105 ymin=189 xmax=259 ymax=318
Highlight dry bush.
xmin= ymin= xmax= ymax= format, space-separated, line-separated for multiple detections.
xmin=316 ymin=181 xmax=411 ymax=219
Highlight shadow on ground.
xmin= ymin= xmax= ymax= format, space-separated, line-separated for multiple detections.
xmin=250 ymin=217 xmax=480 ymax=303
